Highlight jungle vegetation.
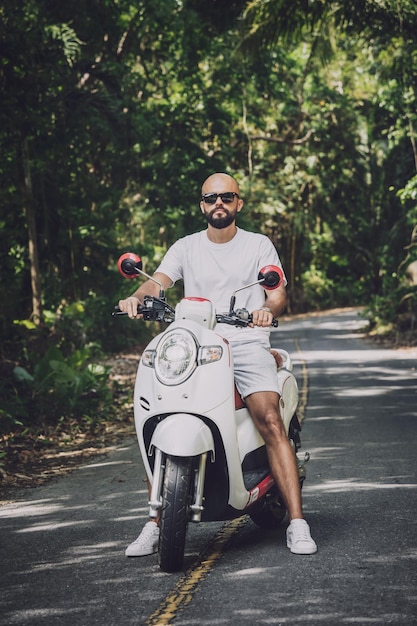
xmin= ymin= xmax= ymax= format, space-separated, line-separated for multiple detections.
xmin=1 ymin=0 xmax=416 ymax=441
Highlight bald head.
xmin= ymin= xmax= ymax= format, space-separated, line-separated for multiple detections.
xmin=201 ymin=173 xmax=241 ymax=196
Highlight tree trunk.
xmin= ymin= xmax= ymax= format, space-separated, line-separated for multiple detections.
xmin=21 ymin=135 xmax=43 ymax=325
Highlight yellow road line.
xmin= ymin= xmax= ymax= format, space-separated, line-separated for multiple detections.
xmin=146 ymin=517 xmax=247 ymax=626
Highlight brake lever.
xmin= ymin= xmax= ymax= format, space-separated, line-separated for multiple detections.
xmin=112 ymin=298 xmax=175 ymax=322
xmin=216 ymin=310 xmax=278 ymax=328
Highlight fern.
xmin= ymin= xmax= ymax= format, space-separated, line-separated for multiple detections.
xmin=46 ymin=23 xmax=84 ymax=67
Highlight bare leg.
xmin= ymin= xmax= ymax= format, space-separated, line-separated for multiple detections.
xmin=245 ymin=391 xmax=303 ymax=521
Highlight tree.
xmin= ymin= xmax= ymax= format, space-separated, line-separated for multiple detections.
xmin=237 ymin=0 xmax=417 ymax=314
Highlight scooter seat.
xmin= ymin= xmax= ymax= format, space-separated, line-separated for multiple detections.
xmin=270 ymin=349 xmax=284 ymax=368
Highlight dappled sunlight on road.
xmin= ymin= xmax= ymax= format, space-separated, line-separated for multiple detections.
xmin=2 ymin=311 xmax=416 ymax=626
xmin=306 ymin=479 xmax=417 ymax=493
xmin=365 ymin=549 xmax=417 ymax=564
xmin=78 ymin=458 xmax=136 ymax=470
xmin=0 ymin=498 xmax=72 ymax=519
xmin=0 ymin=439 xmax=177 ymax=625
xmin=303 ymin=446 xmax=346 ymax=459
xmin=335 ymin=385 xmax=411 ymax=397
xmin=6 ymin=607 xmax=90 ymax=623
xmin=226 ymin=566 xmax=269 ymax=578
xmin=0 ymin=440 xmax=166 ymax=602
xmin=308 ymin=414 xmax=358 ymax=421
xmin=16 ymin=519 xmax=95 ymax=533
xmin=27 ymin=545 xmax=122 ymax=572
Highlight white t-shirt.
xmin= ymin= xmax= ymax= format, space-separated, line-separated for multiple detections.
xmin=156 ymin=227 xmax=287 ymax=343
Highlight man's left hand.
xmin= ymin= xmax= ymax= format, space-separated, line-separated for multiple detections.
xmin=250 ymin=307 xmax=274 ymax=327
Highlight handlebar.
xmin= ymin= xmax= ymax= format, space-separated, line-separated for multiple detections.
xmin=216 ymin=310 xmax=278 ymax=328
xmin=112 ymin=296 xmax=175 ymax=323
xmin=113 ymin=297 xmax=278 ymax=328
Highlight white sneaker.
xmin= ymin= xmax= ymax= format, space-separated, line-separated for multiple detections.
xmin=286 ymin=519 xmax=317 ymax=555
xmin=125 ymin=521 xmax=160 ymax=557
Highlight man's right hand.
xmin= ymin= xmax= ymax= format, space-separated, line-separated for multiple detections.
xmin=118 ymin=296 xmax=141 ymax=319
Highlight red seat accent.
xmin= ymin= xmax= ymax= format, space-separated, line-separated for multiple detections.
xmin=182 ymin=296 xmax=210 ymax=302
xmin=234 ymin=385 xmax=246 ymax=410
xmin=270 ymin=349 xmax=283 ymax=369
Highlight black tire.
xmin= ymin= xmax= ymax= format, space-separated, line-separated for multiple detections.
xmin=158 ymin=455 xmax=192 ymax=572
xmin=289 ymin=412 xmax=302 ymax=452
xmin=249 ymin=493 xmax=287 ymax=529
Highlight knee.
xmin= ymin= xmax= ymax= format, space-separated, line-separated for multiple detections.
xmin=256 ymin=406 xmax=287 ymax=440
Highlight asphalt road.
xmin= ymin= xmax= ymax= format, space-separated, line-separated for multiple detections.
xmin=1 ymin=310 xmax=417 ymax=626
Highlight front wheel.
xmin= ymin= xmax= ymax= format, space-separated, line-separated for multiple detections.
xmin=159 ymin=455 xmax=192 ymax=572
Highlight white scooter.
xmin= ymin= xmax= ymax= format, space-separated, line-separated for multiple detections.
xmin=114 ymin=253 xmax=309 ymax=572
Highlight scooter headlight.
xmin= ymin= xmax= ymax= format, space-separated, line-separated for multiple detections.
xmin=154 ymin=329 xmax=197 ymax=385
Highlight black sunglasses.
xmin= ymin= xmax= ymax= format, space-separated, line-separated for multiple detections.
xmin=201 ymin=192 xmax=239 ymax=204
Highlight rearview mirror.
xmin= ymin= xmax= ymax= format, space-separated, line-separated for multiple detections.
xmin=117 ymin=253 xmax=143 ymax=278
xmin=258 ymin=265 xmax=284 ymax=290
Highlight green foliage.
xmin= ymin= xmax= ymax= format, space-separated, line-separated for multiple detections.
xmin=47 ymin=292 xmax=151 ymax=354
xmin=45 ymin=23 xmax=83 ymax=66
xmin=1 ymin=0 xmax=417 ymax=437
xmin=363 ymin=294 xmax=398 ymax=333
xmin=33 ymin=346 xmax=110 ymax=410
xmin=301 ymin=266 xmax=336 ymax=311
xmin=0 ymin=344 xmax=112 ymax=434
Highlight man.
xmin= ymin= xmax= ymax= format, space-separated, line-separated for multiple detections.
xmin=119 ymin=173 xmax=317 ymax=556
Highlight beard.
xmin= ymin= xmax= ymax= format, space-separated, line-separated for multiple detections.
xmin=204 ymin=207 xmax=237 ymax=229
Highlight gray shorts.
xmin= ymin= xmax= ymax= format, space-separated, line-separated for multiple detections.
xmin=231 ymin=339 xmax=279 ymax=399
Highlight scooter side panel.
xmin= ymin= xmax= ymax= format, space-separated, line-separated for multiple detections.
xmin=277 ymin=369 xmax=299 ymax=430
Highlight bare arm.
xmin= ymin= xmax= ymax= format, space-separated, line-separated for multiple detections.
xmin=251 ymin=283 xmax=287 ymax=327
xmin=118 ymin=272 xmax=173 ymax=319
xmin=264 ymin=283 xmax=287 ymax=317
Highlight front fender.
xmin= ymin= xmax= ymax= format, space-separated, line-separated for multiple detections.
xmin=149 ymin=414 xmax=215 ymax=459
